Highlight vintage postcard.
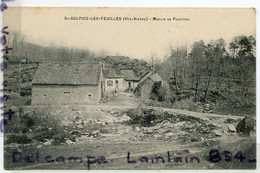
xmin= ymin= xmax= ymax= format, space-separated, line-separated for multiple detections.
xmin=1 ymin=7 xmax=256 ymax=170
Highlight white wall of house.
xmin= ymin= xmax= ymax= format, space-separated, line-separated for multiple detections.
xmin=104 ymin=78 xmax=124 ymax=92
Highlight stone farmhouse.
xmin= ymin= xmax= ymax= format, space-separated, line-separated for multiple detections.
xmin=32 ymin=63 xmax=103 ymax=105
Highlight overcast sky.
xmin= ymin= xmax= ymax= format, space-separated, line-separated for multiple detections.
xmin=4 ymin=7 xmax=256 ymax=61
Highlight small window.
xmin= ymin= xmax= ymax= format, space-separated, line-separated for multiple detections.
xmin=107 ymin=80 xmax=113 ymax=86
xmin=64 ymin=91 xmax=70 ymax=96
xmin=88 ymin=93 xmax=93 ymax=97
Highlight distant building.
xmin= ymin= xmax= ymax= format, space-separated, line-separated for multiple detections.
xmin=135 ymin=72 xmax=169 ymax=99
xmin=32 ymin=63 xmax=104 ymax=105
xmin=103 ymin=67 xmax=124 ymax=92
xmin=121 ymin=70 xmax=142 ymax=89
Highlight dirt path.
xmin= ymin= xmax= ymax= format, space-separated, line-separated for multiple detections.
xmin=145 ymin=106 xmax=245 ymax=125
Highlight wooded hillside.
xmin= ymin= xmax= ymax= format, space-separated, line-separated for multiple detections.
xmin=154 ymin=36 xmax=256 ymax=115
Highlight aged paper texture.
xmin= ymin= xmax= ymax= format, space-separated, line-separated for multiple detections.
xmin=2 ymin=7 xmax=256 ymax=170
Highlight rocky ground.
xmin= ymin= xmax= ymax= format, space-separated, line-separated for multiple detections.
xmin=4 ymin=103 xmax=256 ymax=169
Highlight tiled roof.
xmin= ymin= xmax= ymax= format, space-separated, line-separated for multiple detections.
xmin=103 ymin=67 xmax=124 ymax=78
xmin=149 ymin=73 xmax=163 ymax=82
xmin=121 ymin=70 xmax=140 ymax=81
xmin=32 ymin=63 xmax=101 ymax=85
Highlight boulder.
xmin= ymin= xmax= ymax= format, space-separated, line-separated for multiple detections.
xmin=227 ymin=124 xmax=236 ymax=133
xmin=174 ymin=121 xmax=186 ymax=128
xmin=236 ymin=116 xmax=256 ymax=135
xmin=76 ymin=125 xmax=84 ymax=129
xmin=190 ymin=137 xmax=200 ymax=142
xmin=100 ymin=129 xmax=110 ymax=134
xmin=43 ymin=139 xmax=53 ymax=146
xmin=160 ymin=120 xmax=173 ymax=128
xmin=165 ymin=132 xmax=174 ymax=137
xmin=143 ymin=128 xmax=153 ymax=134
xmin=92 ymin=130 xmax=101 ymax=137
xmin=36 ymin=145 xmax=43 ymax=148
xmin=70 ymin=130 xmax=83 ymax=137
xmin=31 ymin=142 xmax=40 ymax=148
xmin=205 ymin=104 xmax=210 ymax=107
xmin=66 ymin=140 xmax=74 ymax=145
xmin=121 ymin=114 xmax=131 ymax=122
xmin=197 ymin=126 xmax=210 ymax=134
xmin=213 ymin=130 xmax=222 ymax=137
xmin=135 ymin=127 xmax=141 ymax=132
xmin=204 ymin=107 xmax=210 ymax=111
xmin=74 ymin=138 xmax=79 ymax=143
xmin=208 ymin=123 xmax=218 ymax=130
xmin=225 ymin=118 xmax=235 ymax=123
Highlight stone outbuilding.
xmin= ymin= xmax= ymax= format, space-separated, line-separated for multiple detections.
xmin=121 ymin=70 xmax=144 ymax=90
xmin=31 ymin=63 xmax=103 ymax=105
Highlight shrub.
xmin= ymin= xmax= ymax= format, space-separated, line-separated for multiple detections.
xmin=150 ymin=82 xmax=166 ymax=102
xmin=6 ymin=134 xmax=32 ymax=144
xmin=8 ymin=92 xmax=20 ymax=99
xmin=52 ymin=133 xmax=71 ymax=144
xmin=24 ymin=99 xmax=31 ymax=105
xmin=20 ymin=109 xmax=60 ymax=129
xmin=126 ymin=106 xmax=164 ymax=126
xmin=26 ymin=117 xmax=35 ymax=127
xmin=126 ymin=105 xmax=144 ymax=121
xmin=20 ymin=90 xmax=32 ymax=96
xmin=100 ymin=129 xmax=110 ymax=134
xmin=33 ymin=127 xmax=64 ymax=142
xmin=19 ymin=109 xmax=65 ymax=142
xmin=157 ymin=87 xmax=166 ymax=102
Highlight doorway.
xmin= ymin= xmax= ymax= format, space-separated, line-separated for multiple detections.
xmin=115 ymin=80 xmax=119 ymax=89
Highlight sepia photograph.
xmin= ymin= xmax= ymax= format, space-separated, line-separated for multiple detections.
xmin=2 ymin=7 xmax=256 ymax=170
